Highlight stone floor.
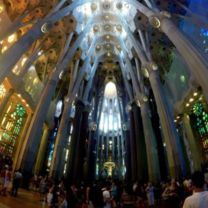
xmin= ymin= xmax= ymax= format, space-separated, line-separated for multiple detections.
xmin=0 ymin=189 xmax=49 ymax=208
xmin=0 ymin=188 xmax=166 ymax=208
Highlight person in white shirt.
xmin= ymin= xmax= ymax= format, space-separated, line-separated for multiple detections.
xmin=102 ymin=182 xmax=111 ymax=208
xmin=183 ymin=171 xmax=208 ymax=208
xmin=133 ymin=181 xmax=138 ymax=193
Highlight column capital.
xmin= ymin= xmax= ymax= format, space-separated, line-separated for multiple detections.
xmin=122 ymin=122 xmax=129 ymax=131
xmin=89 ymin=122 xmax=97 ymax=131
xmin=125 ymin=101 xmax=134 ymax=113
xmin=134 ymin=94 xmax=148 ymax=107
xmin=141 ymin=62 xmax=159 ymax=78
xmin=149 ymin=11 xmax=171 ymax=32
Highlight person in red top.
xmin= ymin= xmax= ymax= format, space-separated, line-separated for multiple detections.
xmin=0 ymin=167 xmax=12 ymax=196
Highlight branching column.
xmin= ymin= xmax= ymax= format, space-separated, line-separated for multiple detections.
xmin=143 ymin=64 xmax=186 ymax=178
xmin=149 ymin=13 xmax=208 ymax=101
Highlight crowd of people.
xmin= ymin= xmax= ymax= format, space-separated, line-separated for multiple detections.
xmin=0 ymin=166 xmax=208 ymax=208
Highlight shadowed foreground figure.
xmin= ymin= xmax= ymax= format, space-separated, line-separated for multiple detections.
xmin=183 ymin=171 xmax=208 ymax=208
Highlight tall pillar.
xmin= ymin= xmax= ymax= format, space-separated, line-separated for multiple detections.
xmin=127 ymin=104 xmax=138 ymax=181
xmin=34 ymin=126 xmax=51 ymax=175
xmin=0 ymin=88 xmax=14 ymax=117
xmin=144 ymin=64 xmax=186 ymax=178
xmin=13 ymin=113 xmax=33 ymax=172
xmin=117 ymin=134 xmax=121 ymax=180
xmin=99 ymin=134 xmax=104 ymax=178
xmin=182 ymin=114 xmax=201 ymax=171
xmin=86 ymin=122 xmax=97 ymax=181
xmin=132 ymin=102 xmax=148 ymax=181
xmin=123 ymin=123 xmax=131 ymax=181
xmin=66 ymin=99 xmax=85 ymax=181
xmin=140 ymin=102 xmax=160 ymax=181
xmin=19 ymin=72 xmax=60 ymax=180
xmin=106 ymin=135 xmax=109 ymax=162
xmin=49 ymin=99 xmax=71 ymax=179
xmin=74 ymin=103 xmax=90 ymax=180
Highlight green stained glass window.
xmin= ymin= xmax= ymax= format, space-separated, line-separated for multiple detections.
xmin=180 ymin=75 xmax=186 ymax=83
xmin=193 ymin=103 xmax=203 ymax=116
xmin=16 ymin=104 xmax=26 ymax=116
xmin=13 ymin=126 xmax=20 ymax=135
xmin=17 ymin=118 xmax=22 ymax=126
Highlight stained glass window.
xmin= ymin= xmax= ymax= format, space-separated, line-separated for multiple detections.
xmin=0 ymin=84 xmax=6 ymax=99
xmin=192 ymin=102 xmax=208 ymax=159
xmin=46 ymin=144 xmax=54 ymax=172
xmin=0 ymin=103 xmax=26 ymax=156
xmin=16 ymin=104 xmax=26 ymax=116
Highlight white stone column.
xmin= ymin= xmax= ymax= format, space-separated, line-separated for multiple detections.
xmin=147 ymin=68 xmax=186 ymax=178
xmin=149 ymin=14 xmax=208 ymax=101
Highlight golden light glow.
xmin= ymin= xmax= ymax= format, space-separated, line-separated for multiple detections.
xmin=106 ymin=52 xmax=111 ymax=57
xmin=8 ymin=34 xmax=16 ymax=43
xmin=2 ymin=46 xmax=7 ymax=53
xmin=22 ymin=99 xmax=26 ymax=102
xmin=17 ymin=94 xmax=21 ymax=97
xmin=26 ymin=104 xmax=29 ymax=107
xmin=0 ymin=6 xmax=4 ymax=13
xmin=0 ymin=84 xmax=6 ymax=98
xmin=1 ymin=117 xmax=6 ymax=125
xmin=7 ymin=105 xmax=11 ymax=113
xmin=174 ymin=120 xmax=177 ymax=123
xmin=189 ymin=98 xmax=194 ymax=102
xmin=193 ymin=92 xmax=198 ymax=96
xmin=105 ymin=15 xmax=109 ymax=19
xmin=21 ymin=58 xmax=27 ymax=66
xmin=105 ymin=35 xmax=110 ymax=39
xmin=177 ymin=116 xmax=180 ymax=119
xmin=186 ymin=103 xmax=190 ymax=107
